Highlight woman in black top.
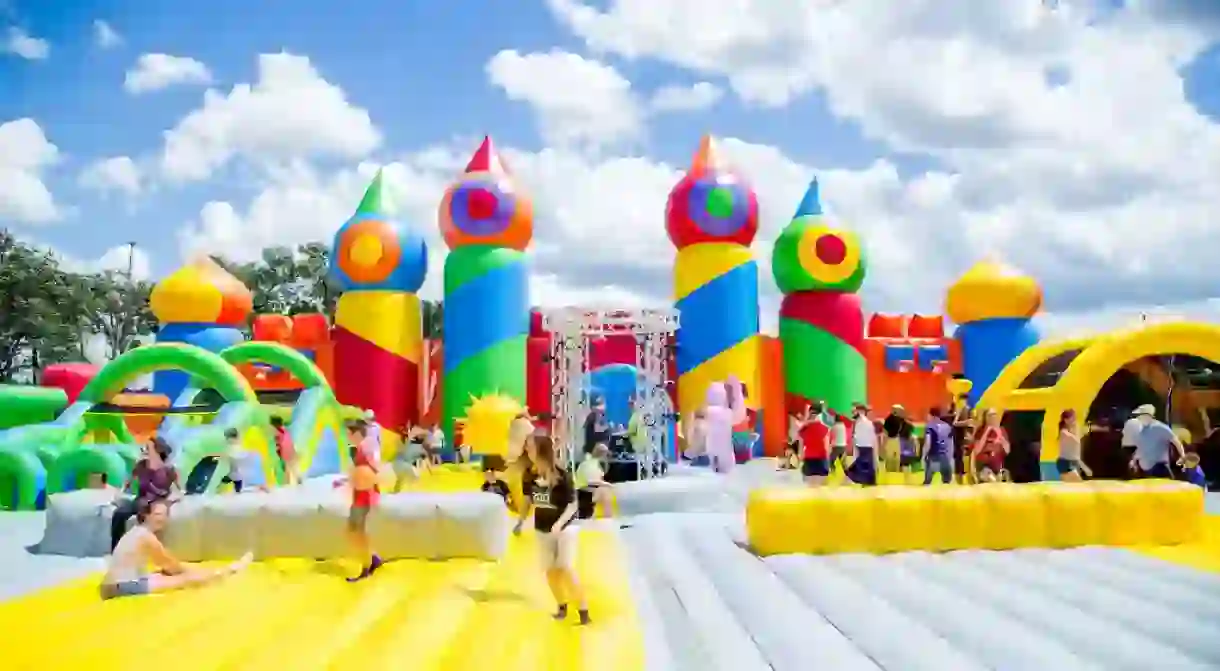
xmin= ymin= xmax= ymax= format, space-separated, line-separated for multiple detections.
xmin=513 ymin=436 xmax=589 ymax=625
xmin=583 ymin=397 xmax=612 ymax=456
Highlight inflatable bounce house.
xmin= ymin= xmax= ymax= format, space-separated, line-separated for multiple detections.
xmin=1 ymin=134 xmax=1219 ymax=671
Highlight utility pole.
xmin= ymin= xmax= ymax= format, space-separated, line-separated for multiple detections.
xmin=124 ymin=241 xmax=136 ymax=282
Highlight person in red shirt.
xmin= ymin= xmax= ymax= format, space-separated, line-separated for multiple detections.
xmin=971 ymin=409 xmax=1010 ymax=483
xmin=799 ymin=402 xmax=831 ymax=486
xmin=270 ymin=416 xmax=299 ymax=485
xmin=345 ymin=420 xmax=383 ymax=582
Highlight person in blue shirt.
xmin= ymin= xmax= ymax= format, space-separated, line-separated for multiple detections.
xmin=1182 ymin=452 xmax=1206 ymax=489
xmin=1129 ymin=404 xmax=1187 ymax=479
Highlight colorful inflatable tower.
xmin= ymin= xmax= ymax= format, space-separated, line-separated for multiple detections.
xmin=666 ymin=135 xmax=761 ymax=416
xmin=149 ymin=257 xmax=252 ymax=400
xmin=329 ymin=170 xmax=429 ymax=459
xmin=772 ymin=179 xmax=868 ymax=415
xmin=438 ymin=137 xmax=533 ymax=440
xmin=945 ymin=259 xmax=1042 ymax=406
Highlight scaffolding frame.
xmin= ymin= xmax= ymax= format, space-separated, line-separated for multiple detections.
xmin=540 ymin=307 xmax=679 ymax=478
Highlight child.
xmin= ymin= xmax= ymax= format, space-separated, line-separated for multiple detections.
xmin=220 ymin=428 xmax=246 ymax=493
xmin=345 ymin=420 xmax=383 ymax=582
xmin=783 ymin=410 xmax=802 ymax=470
xmin=480 ymin=455 xmax=513 ymax=507
xmin=271 ymin=416 xmax=298 ymax=485
xmin=1182 ymin=452 xmax=1206 ymax=489
xmin=392 ymin=426 xmax=428 ymax=493
xmin=575 ymin=442 xmax=614 ymax=518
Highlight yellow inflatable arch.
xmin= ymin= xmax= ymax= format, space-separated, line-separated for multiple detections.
xmin=979 ymin=322 xmax=1220 ymax=463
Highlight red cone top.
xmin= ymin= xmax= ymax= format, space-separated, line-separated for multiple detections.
xmin=688 ymin=134 xmax=726 ymax=177
xmin=464 ymin=135 xmax=511 ymax=176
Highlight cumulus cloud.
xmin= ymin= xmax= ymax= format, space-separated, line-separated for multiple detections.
xmin=486 ymin=49 xmax=645 ymax=151
xmin=649 ymin=81 xmax=724 ymax=112
xmin=93 ymin=20 xmax=122 ymax=49
xmin=2 ymin=26 xmax=49 ymax=60
xmin=124 ymin=53 xmax=212 ymax=94
xmin=160 ymin=52 xmax=381 ymax=181
xmin=78 ymin=156 xmax=142 ymax=197
xmin=0 ymin=118 xmax=61 ymax=224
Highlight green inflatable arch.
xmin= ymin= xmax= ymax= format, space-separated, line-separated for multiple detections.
xmin=217 ymin=341 xmax=331 ymax=389
xmin=78 ymin=343 xmax=257 ymax=404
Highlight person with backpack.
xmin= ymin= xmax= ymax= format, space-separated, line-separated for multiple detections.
xmin=922 ymin=407 xmax=954 ymax=485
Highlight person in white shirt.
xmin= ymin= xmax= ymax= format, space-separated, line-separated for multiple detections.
xmin=363 ymin=409 xmax=383 ymax=462
xmin=575 ymin=442 xmax=614 ymax=518
xmin=102 ymin=499 xmax=251 ymax=599
xmin=220 ymin=428 xmax=248 ymax=494
xmin=1121 ymin=410 xmax=1143 ymax=465
xmin=829 ymin=413 xmax=849 ymax=473
xmin=845 ymin=403 xmax=879 ymax=486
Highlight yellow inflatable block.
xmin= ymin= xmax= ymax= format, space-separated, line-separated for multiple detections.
xmin=1092 ymin=482 xmax=1154 ymax=546
xmin=979 ymin=485 xmax=1047 ymax=550
xmin=1040 ymin=483 xmax=1102 ymax=548
xmin=871 ymin=487 xmax=935 ymax=553
xmin=1140 ymin=480 xmax=1205 ymax=545
xmin=933 ymin=487 xmax=987 ymax=551
xmin=746 ymin=488 xmax=875 ymax=556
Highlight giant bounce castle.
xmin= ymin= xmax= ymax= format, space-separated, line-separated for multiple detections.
xmin=0 ymin=136 xmax=1218 ymax=670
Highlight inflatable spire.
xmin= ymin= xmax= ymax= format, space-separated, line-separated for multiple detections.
xmin=772 ymin=178 xmax=868 ymax=415
xmin=438 ymin=136 xmax=533 ymax=445
xmin=329 ymin=170 xmax=429 ymax=461
xmin=667 ymin=135 xmax=761 ymax=415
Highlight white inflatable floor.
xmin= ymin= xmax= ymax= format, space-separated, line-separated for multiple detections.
xmin=617 ymin=515 xmax=1220 ymax=671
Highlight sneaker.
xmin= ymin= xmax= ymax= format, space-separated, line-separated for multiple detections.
xmin=577 ymin=609 xmax=591 ymax=625
xmin=553 ymin=604 xmax=568 ymax=620
xmin=347 ymin=555 xmax=383 ymax=583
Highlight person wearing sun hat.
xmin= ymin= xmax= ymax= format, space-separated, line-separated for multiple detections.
xmin=1129 ymin=404 xmax=1186 ymax=479
xmin=845 ymin=402 xmax=879 ymax=486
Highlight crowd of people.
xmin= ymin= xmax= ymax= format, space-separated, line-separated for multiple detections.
xmin=782 ymin=398 xmax=1204 ymax=489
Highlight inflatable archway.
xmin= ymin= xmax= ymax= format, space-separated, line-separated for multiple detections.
xmin=78 ymin=343 xmax=256 ymax=404
xmin=217 ymin=341 xmax=330 ymax=389
xmin=978 ymin=322 xmax=1220 ymax=474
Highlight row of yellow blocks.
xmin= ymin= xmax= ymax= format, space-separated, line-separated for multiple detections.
xmin=746 ymin=480 xmax=1205 ymax=556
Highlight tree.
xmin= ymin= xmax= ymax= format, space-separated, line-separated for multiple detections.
xmin=422 ymin=299 xmax=443 ymax=339
xmin=0 ymin=231 xmax=84 ymax=381
xmin=215 ymin=243 xmax=340 ymax=318
xmin=87 ymin=270 xmax=156 ymax=359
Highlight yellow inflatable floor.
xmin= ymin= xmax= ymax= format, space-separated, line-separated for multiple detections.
xmin=0 ymin=530 xmax=643 ymax=671
xmin=1138 ymin=514 xmax=1220 ymax=574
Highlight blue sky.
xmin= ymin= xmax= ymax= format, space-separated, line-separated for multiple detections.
xmin=3 ymin=0 xmax=1220 ymax=333
xmin=0 ymin=0 xmax=905 ymax=276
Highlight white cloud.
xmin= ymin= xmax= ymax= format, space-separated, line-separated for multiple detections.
xmin=93 ymin=20 xmax=122 ymax=49
xmin=78 ymin=156 xmax=142 ymax=197
xmin=0 ymin=118 xmax=61 ymax=224
xmin=486 ymin=49 xmax=645 ymax=150
xmin=649 ymin=81 xmax=724 ymax=112
xmin=124 ymin=53 xmax=212 ymax=94
xmin=2 ymin=26 xmax=49 ymax=60
xmin=161 ymin=52 xmax=381 ymax=181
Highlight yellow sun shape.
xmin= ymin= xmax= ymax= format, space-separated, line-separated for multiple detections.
xmin=458 ymin=392 xmax=525 ymax=458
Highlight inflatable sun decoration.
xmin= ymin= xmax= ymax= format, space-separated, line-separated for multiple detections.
xmin=458 ymin=392 xmax=525 ymax=458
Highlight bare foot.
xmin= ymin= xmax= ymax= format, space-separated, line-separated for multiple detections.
xmin=230 ymin=552 xmax=254 ymax=573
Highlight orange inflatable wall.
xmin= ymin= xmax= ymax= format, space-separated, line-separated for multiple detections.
xmin=864 ymin=313 xmax=961 ymax=418
xmin=758 ymin=335 xmax=786 ymax=457
xmin=241 ymin=313 xmax=335 ymax=390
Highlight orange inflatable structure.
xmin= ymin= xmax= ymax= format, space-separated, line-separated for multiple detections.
xmin=863 ymin=313 xmax=962 ymax=418
xmin=237 ymin=313 xmax=336 ymax=392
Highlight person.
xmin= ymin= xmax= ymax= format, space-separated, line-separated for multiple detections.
xmin=829 ymin=412 xmax=849 ymax=474
xmin=111 ymin=437 xmax=180 ymax=552
xmin=575 ymin=442 xmax=614 ymax=517
xmin=682 ymin=408 xmax=708 ymax=461
xmin=971 ymin=409 xmax=1010 ymax=483
xmin=88 ymin=472 xmax=116 ymax=491
xmin=514 ymin=435 xmax=590 ymax=625
xmin=102 ymin=498 xmax=252 ymax=599
xmin=1182 ymin=451 xmax=1206 ymax=489
xmin=391 ymin=425 xmax=428 ymax=493
xmin=428 ymin=424 xmax=446 ymax=463
xmin=845 ymin=403 xmax=879 ymax=486
xmin=363 ymin=409 xmax=383 ymax=462
xmin=798 ymin=403 xmax=830 ymax=486
xmin=922 ymin=408 xmax=954 ymax=485
xmin=625 ymin=398 xmax=652 ymax=457
xmin=1129 ymin=404 xmax=1187 ymax=479
xmin=1120 ymin=407 xmax=1144 ymax=467
xmin=480 ymin=455 xmax=513 ymax=507
xmin=270 ymin=416 xmax=299 ymax=485
xmin=219 ymin=428 xmax=247 ymax=494
xmin=950 ymin=401 xmax=973 ymax=484
xmin=345 ymin=420 xmax=383 ymax=582
xmin=882 ymin=405 xmax=907 ymax=473
xmin=1056 ymin=409 xmax=1092 ymax=482
xmin=582 ymin=397 xmax=611 ymax=457
xmin=783 ymin=409 xmax=802 ymax=470
xmin=508 ymin=411 xmax=536 ymax=462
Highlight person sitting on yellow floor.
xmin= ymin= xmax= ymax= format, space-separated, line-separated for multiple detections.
xmin=575 ymin=443 xmax=614 ymax=518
